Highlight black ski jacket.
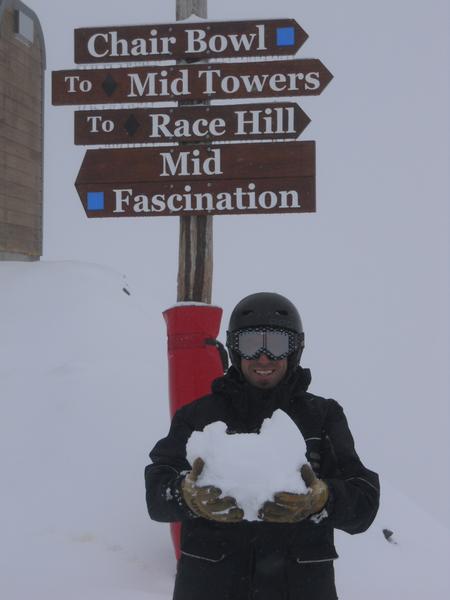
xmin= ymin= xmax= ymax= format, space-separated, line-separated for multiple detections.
xmin=145 ymin=367 xmax=380 ymax=600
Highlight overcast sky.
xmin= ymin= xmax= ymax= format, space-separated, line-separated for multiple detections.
xmin=22 ymin=0 xmax=449 ymax=523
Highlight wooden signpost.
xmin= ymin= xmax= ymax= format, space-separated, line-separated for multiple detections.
xmin=176 ymin=0 xmax=211 ymax=304
xmin=76 ymin=141 xmax=315 ymax=182
xmin=74 ymin=18 xmax=309 ymax=63
xmin=51 ymin=2 xmax=333 ymax=302
xmin=74 ymin=141 xmax=315 ymax=218
xmin=74 ymin=103 xmax=311 ymax=145
xmin=52 ymin=59 xmax=333 ymax=105
xmin=76 ymin=177 xmax=315 ymax=219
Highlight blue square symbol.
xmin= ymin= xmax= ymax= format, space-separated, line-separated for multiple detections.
xmin=87 ymin=191 xmax=104 ymax=211
xmin=276 ymin=26 xmax=295 ymax=47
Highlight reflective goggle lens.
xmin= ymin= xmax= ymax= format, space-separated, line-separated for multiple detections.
xmin=227 ymin=328 xmax=300 ymax=360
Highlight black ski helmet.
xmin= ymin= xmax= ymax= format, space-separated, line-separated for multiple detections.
xmin=226 ymin=292 xmax=305 ymax=371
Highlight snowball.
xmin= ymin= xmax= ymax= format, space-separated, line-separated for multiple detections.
xmin=186 ymin=409 xmax=309 ymax=520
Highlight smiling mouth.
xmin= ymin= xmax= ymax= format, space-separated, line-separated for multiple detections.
xmin=254 ymin=369 xmax=275 ymax=376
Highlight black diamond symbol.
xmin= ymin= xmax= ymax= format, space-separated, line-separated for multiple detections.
xmin=102 ymin=74 xmax=118 ymax=97
xmin=124 ymin=114 xmax=140 ymax=137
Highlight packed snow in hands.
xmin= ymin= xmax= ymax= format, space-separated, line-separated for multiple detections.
xmin=186 ymin=409 xmax=308 ymax=521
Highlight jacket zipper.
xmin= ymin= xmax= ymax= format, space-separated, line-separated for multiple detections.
xmin=296 ymin=557 xmax=336 ymax=565
xmin=181 ymin=550 xmax=226 ymax=563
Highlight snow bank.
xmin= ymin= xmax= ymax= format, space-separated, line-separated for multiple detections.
xmin=0 ymin=261 xmax=174 ymax=600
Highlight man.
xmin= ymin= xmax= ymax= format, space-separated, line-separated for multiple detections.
xmin=145 ymin=292 xmax=380 ymax=600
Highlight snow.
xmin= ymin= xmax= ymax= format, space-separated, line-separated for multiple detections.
xmin=0 ymin=261 xmax=174 ymax=600
xmin=335 ymin=481 xmax=450 ymax=598
xmin=186 ymin=410 xmax=308 ymax=520
xmin=0 ymin=261 xmax=448 ymax=599
xmin=166 ymin=301 xmax=221 ymax=309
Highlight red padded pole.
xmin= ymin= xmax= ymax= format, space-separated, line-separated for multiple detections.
xmin=163 ymin=303 xmax=224 ymax=558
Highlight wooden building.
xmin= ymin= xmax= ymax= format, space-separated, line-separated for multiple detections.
xmin=0 ymin=0 xmax=45 ymax=260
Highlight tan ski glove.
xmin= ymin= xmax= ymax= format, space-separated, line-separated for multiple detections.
xmin=259 ymin=463 xmax=329 ymax=523
xmin=181 ymin=457 xmax=244 ymax=523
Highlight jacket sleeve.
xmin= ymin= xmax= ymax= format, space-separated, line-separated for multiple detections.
xmin=322 ymin=400 xmax=380 ymax=534
xmin=144 ymin=407 xmax=199 ymax=522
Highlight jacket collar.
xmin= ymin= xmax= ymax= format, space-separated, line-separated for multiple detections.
xmin=212 ymin=365 xmax=312 ymax=397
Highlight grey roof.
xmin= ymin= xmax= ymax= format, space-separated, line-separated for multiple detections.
xmin=0 ymin=0 xmax=46 ymax=67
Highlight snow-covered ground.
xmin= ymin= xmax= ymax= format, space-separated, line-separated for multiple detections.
xmin=0 ymin=261 xmax=448 ymax=599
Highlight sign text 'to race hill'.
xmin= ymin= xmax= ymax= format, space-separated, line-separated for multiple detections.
xmin=74 ymin=103 xmax=311 ymax=145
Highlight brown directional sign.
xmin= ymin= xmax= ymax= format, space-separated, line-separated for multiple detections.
xmin=74 ymin=19 xmax=308 ymax=63
xmin=74 ymin=103 xmax=311 ymax=145
xmin=52 ymin=59 xmax=333 ymax=106
xmin=75 ymin=141 xmax=315 ymax=218
xmin=77 ymin=140 xmax=314 ymax=183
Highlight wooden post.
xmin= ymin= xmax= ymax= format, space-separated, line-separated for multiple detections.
xmin=176 ymin=0 xmax=213 ymax=303
xmin=176 ymin=0 xmax=207 ymax=20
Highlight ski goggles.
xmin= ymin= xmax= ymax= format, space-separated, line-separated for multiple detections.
xmin=226 ymin=327 xmax=303 ymax=360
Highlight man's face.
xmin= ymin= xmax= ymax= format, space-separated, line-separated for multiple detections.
xmin=240 ymin=352 xmax=288 ymax=389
